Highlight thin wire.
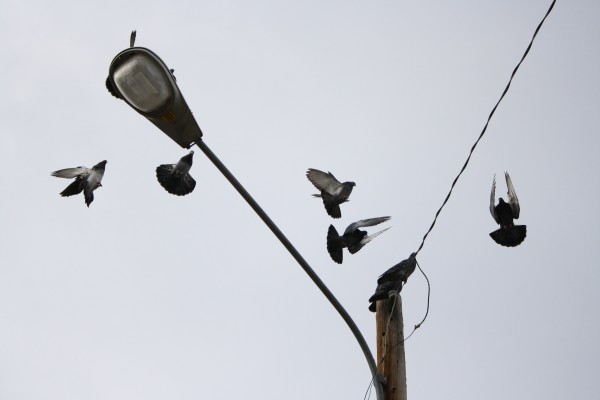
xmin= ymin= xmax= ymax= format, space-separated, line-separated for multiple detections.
xmin=415 ymin=0 xmax=556 ymax=257
xmin=385 ymin=291 xmax=399 ymax=331
xmin=413 ymin=260 xmax=430 ymax=330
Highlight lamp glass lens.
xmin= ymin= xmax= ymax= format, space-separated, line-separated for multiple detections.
xmin=113 ymin=54 xmax=172 ymax=113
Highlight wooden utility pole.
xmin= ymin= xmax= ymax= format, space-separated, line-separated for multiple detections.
xmin=376 ymin=293 xmax=407 ymax=400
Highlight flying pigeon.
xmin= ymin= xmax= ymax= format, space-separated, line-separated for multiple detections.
xmin=51 ymin=160 xmax=107 ymax=207
xmin=156 ymin=151 xmax=196 ymax=196
xmin=489 ymin=172 xmax=527 ymax=247
xmin=306 ymin=168 xmax=355 ymax=219
xmin=369 ymin=253 xmax=417 ymax=312
xmin=326 ymin=217 xmax=391 ymax=264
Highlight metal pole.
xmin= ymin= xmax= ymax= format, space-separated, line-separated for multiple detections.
xmin=196 ymin=138 xmax=385 ymax=400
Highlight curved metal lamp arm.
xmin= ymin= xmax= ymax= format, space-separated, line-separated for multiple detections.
xmin=195 ymin=138 xmax=385 ymax=400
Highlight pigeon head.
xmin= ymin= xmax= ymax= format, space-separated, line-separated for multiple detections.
xmin=181 ymin=151 xmax=194 ymax=165
xmin=348 ymin=182 xmax=356 ymax=187
xmin=94 ymin=160 xmax=108 ymax=169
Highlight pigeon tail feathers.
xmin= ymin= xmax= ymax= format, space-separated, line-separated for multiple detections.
xmin=489 ymin=225 xmax=526 ymax=247
xmin=324 ymin=202 xmax=341 ymax=219
xmin=319 ymin=192 xmax=342 ymax=218
xmin=326 ymin=225 xmax=343 ymax=264
xmin=83 ymin=180 xmax=94 ymax=207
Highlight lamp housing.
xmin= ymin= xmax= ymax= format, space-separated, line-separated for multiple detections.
xmin=107 ymin=47 xmax=202 ymax=148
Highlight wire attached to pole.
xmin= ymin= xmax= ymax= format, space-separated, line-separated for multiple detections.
xmin=414 ymin=0 xmax=557 ymax=257
xmin=366 ymin=1 xmax=557 ymax=397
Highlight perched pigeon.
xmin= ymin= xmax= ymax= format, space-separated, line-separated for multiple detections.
xmin=130 ymin=30 xmax=136 ymax=47
xmin=369 ymin=253 xmax=417 ymax=312
xmin=376 ymin=253 xmax=417 ymax=285
xmin=327 ymin=217 xmax=391 ymax=264
xmin=156 ymin=151 xmax=196 ymax=196
xmin=368 ymin=281 xmax=400 ymax=312
xmin=51 ymin=160 xmax=107 ymax=207
xmin=489 ymin=172 xmax=526 ymax=247
xmin=306 ymin=168 xmax=355 ymax=219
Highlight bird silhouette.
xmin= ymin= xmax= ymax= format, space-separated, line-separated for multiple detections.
xmin=376 ymin=253 xmax=417 ymax=285
xmin=369 ymin=253 xmax=417 ymax=312
xmin=156 ymin=151 xmax=196 ymax=196
xmin=51 ymin=160 xmax=107 ymax=207
xmin=306 ymin=168 xmax=355 ymax=218
xmin=368 ymin=281 xmax=400 ymax=312
xmin=130 ymin=30 xmax=136 ymax=47
xmin=327 ymin=217 xmax=390 ymax=264
xmin=489 ymin=172 xmax=526 ymax=247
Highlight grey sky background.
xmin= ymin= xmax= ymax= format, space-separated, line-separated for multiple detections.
xmin=1 ymin=1 xmax=598 ymax=399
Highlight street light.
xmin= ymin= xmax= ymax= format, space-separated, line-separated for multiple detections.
xmin=107 ymin=39 xmax=385 ymax=400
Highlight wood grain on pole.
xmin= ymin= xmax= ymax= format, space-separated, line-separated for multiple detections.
xmin=376 ymin=294 xmax=407 ymax=400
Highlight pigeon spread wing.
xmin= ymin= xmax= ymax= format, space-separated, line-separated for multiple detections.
xmin=51 ymin=167 xmax=91 ymax=179
xmin=504 ymin=172 xmax=520 ymax=219
xmin=344 ymin=217 xmax=390 ymax=235
xmin=348 ymin=227 xmax=391 ymax=253
xmin=156 ymin=164 xmax=176 ymax=191
xmin=306 ymin=169 xmax=342 ymax=195
xmin=489 ymin=174 xmax=499 ymax=223
xmin=59 ymin=178 xmax=85 ymax=197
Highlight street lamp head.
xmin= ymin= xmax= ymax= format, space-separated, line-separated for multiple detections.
xmin=106 ymin=43 xmax=202 ymax=149
xmin=110 ymin=52 xmax=174 ymax=113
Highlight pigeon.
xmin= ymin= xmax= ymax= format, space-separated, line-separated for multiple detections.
xmin=130 ymin=30 xmax=136 ymax=47
xmin=489 ymin=172 xmax=527 ymax=247
xmin=156 ymin=151 xmax=196 ymax=196
xmin=369 ymin=253 xmax=417 ymax=312
xmin=376 ymin=253 xmax=417 ymax=285
xmin=306 ymin=168 xmax=355 ymax=218
xmin=51 ymin=160 xmax=107 ymax=207
xmin=368 ymin=281 xmax=401 ymax=312
xmin=327 ymin=217 xmax=391 ymax=264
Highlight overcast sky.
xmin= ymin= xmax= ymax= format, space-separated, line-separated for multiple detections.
xmin=1 ymin=1 xmax=599 ymax=399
